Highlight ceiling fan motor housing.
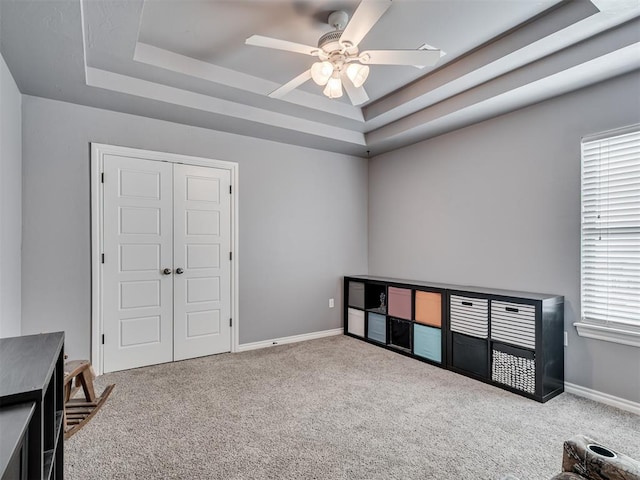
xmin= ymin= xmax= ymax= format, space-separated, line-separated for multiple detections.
xmin=318 ymin=10 xmax=353 ymax=53
xmin=318 ymin=30 xmax=344 ymax=52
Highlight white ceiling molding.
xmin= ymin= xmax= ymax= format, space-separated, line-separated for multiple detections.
xmin=364 ymin=2 xmax=640 ymax=131
xmin=363 ymin=0 xmax=600 ymax=121
xmin=79 ymin=0 xmax=88 ymax=81
xmin=591 ymin=0 xmax=640 ymax=13
xmin=366 ymin=43 xmax=640 ymax=155
xmin=85 ymin=67 xmax=366 ymax=146
xmin=133 ymin=42 xmax=364 ymax=122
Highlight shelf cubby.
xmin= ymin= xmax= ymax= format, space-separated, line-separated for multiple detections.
xmin=387 ymin=287 xmax=412 ymax=320
xmin=451 ymin=332 xmax=489 ymax=379
xmin=388 ymin=317 xmax=412 ymax=352
xmin=366 ymin=313 xmax=387 ymax=344
xmin=364 ymin=282 xmax=387 ymax=314
xmin=413 ymin=324 xmax=442 ymax=363
xmin=347 ymin=281 xmax=365 ymax=309
xmin=491 ymin=341 xmax=536 ymax=395
xmin=347 ymin=308 xmax=365 ymax=338
xmin=415 ymin=291 xmax=442 ymax=327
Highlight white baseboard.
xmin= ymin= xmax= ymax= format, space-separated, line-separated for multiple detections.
xmin=237 ymin=328 xmax=343 ymax=352
xmin=565 ymin=382 xmax=640 ymax=416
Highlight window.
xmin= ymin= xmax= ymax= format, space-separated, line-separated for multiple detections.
xmin=575 ymin=125 xmax=640 ymax=347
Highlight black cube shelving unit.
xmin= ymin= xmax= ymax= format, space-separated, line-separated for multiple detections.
xmin=344 ymin=276 xmax=564 ymax=403
xmin=0 ymin=332 xmax=65 ymax=480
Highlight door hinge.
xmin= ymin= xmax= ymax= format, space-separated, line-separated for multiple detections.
xmin=101 ymin=253 xmax=105 ymax=264
xmin=229 ymin=185 xmax=232 ymax=194
xmin=101 ymin=172 xmax=104 ymax=183
xmin=229 ymin=252 xmax=232 ymax=261
xmin=101 ymin=334 xmax=105 ymax=345
xmin=229 ymin=318 xmax=232 ymax=327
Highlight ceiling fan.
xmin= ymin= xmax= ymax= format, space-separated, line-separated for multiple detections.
xmin=245 ymin=0 xmax=443 ymax=106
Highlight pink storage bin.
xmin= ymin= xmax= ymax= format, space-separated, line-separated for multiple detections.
xmin=388 ymin=287 xmax=412 ymax=320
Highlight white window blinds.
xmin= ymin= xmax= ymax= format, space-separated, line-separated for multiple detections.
xmin=580 ymin=125 xmax=640 ymax=344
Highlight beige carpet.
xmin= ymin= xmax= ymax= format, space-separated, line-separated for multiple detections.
xmin=65 ymin=335 xmax=640 ymax=480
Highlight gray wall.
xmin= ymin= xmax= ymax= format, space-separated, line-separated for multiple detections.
xmin=368 ymin=71 xmax=640 ymax=403
xmin=21 ymin=95 xmax=368 ymax=359
xmin=0 ymin=53 xmax=22 ymax=338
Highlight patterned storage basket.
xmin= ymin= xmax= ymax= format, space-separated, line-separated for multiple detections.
xmin=492 ymin=349 xmax=535 ymax=394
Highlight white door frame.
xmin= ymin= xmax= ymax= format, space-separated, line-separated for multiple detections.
xmin=90 ymin=143 xmax=239 ymax=375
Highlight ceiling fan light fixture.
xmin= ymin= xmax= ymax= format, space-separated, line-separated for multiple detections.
xmin=310 ymin=61 xmax=334 ymax=86
xmin=251 ymin=2 xmax=441 ymax=105
xmin=346 ymin=63 xmax=369 ymax=88
xmin=323 ymin=76 xmax=343 ymax=99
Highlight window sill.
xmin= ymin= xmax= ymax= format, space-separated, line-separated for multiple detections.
xmin=574 ymin=321 xmax=640 ymax=348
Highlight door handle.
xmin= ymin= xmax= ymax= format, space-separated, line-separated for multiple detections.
xmin=163 ymin=268 xmax=172 ymax=275
xmin=176 ymin=268 xmax=184 ymax=275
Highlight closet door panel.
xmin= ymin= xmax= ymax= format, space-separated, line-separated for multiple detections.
xmin=173 ymin=164 xmax=232 ymax=361
xmin=102 ymin=155 xmax=174 ymax=373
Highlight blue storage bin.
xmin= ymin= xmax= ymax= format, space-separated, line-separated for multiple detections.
xmin=414 ymin=324 xmax=442 ymax=363
xmin=367 ymin=313 xmax=386 ymax=344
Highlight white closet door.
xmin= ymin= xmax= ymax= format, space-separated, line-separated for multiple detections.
xmin=102 ymin=155 xmax=174 ymax=373
xmin=173 ymin=164 xmax=231 ymax=361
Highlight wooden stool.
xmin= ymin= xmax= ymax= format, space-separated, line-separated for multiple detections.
xmin=63 ymin=360 xmax=114 ymax=439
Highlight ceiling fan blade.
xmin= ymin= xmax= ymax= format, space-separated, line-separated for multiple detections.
xmin=246 ymin=35 xmax=318 ymax=56
xmin=268 ymin=70 xmax=312 ymax=99
xmin=342 ymin=76 xmax=369 ymax=106
xmin=360 ymin=49 xmax=442 ymax=67
xmin=340 ymin=0 xmax=392 ymax=48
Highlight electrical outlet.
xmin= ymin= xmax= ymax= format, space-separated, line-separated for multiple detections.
xmin=329 ymin=298 xmax=335 ymax=308
xmin=564 ymin=331 xmax=568 ymax=347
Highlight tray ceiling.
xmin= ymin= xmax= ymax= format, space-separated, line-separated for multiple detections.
xmin=1 ymin=0 xmax=639 ymax=156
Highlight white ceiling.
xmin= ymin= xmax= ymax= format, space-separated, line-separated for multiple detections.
xmin=1 ymin=0 xmax=639 ymax=156
xmin=136 ymin=0 xmax=557 ymax=101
